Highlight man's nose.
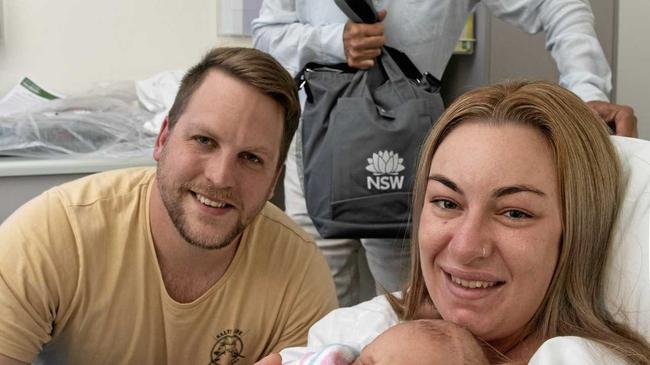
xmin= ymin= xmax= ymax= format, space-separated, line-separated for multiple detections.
xmin=204 ymin=152 xmax=237 ymax=188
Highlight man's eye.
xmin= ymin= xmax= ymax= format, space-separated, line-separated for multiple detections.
xmin=193 ymin=136 xmax=213 ymax=145
xmin=432 ymin=199 xmax=458 ymax=210
xmin=503 ymin=209 xmax=532 ymax=220
xmin=241 ymin=152 xmax=262 ymax=164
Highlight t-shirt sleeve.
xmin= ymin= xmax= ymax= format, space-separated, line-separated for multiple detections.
xmin=270 ymin=247 xmax=338 ymax=353
xmin=0 ymin=190 xmax=79 ymax=362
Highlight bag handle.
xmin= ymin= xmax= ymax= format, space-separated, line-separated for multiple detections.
xmin=342 ymin=49 xmax=416 ymax=104
xmin=377 ymin=50 xmax=418 ymax=101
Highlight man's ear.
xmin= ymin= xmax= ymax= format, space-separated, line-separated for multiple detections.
xmin=267 ymin=164 xmax=285 ymax=201
xmin=153 ymin=117 xmax=171 ymax=161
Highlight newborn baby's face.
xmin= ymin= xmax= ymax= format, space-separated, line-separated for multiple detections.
xmin=351 ymin=320 xmax=488 ymax=365
xmin=351 ymin=321 xmax=445 ymax=365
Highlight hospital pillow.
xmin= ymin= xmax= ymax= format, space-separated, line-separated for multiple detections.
xmin=606 ymin=136 xmax=650 ymax=340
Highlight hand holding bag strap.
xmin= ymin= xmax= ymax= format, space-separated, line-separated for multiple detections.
xmin=332 ymin=0 xmax=424 ymax=102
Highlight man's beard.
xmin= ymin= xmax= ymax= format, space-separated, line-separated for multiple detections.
xmin=165 ymin=190 xmax=246 ymax=250
xmin=156 ymin=159 xmax=247 ymax=250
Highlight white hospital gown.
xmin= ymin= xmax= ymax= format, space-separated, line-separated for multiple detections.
xmin=280 ymin=295 xmax=627 ymax=364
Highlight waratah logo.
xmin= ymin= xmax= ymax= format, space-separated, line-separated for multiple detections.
xmin=365 ymin=150 xmax=405 ymax=190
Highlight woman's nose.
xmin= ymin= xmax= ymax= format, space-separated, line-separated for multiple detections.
xmin=448 ymin=212 xmax=491 ymax=264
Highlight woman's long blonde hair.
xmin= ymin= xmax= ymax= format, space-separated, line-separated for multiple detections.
xmin=388 ymin=80 xmax=650 ymax=363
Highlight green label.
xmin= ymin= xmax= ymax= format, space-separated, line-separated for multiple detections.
xmin=20 ymin=77 xmax=60 ymax=100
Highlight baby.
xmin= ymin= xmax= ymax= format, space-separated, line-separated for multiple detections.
xmin=296 ymin=320 xmax=489 ymax=365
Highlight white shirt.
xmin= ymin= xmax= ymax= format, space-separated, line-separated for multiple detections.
xmin=252 ymin=0 xmax=611 ymax=102
xmin=279 ymin=295 xmax=627 ymax=364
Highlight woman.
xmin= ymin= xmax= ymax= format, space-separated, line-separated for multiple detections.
xmin=261 ymin=81 xmax=650 ymax=364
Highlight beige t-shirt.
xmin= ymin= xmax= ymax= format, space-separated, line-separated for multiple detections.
xmin=0 ymin=167 xmax=337 ymax=365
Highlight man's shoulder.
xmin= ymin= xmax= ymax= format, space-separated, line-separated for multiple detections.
xmin=252 ymin=202 xmax=316 ymax=246
xmin=52 ymin=167 xmax=155 ymax=207
xmin=2 ymin=167 xmax=154 ymax=231
xmin=242 ymin=202 xmax=324 ymax=274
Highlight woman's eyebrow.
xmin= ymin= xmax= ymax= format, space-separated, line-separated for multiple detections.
xmin=493 ymin=185 xmax=546 ymax=198
xmin=428 ymin=174 xmax=463 ymax=195
xmin=429 ymin=175 xmax=546 ymax=198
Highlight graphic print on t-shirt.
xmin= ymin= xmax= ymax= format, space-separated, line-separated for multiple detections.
xmin=209 ymin=328 xmax=245 ymax=365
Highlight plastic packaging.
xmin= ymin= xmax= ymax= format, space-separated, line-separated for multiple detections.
xmin=0 ymin=81 xmax=157 ymax=158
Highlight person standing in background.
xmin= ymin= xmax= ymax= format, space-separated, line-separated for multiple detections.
xmin=252 ymin=0 xmax=638 ymax=307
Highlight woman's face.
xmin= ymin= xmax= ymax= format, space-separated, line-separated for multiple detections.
xmin=419 ymin=122 xmax=562 ymax=352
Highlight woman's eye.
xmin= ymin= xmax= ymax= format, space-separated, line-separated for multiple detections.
xmin=432 ymin=199 xmax=458 ymax=210
xmin=503 ymin=209 xmax=532 ymax=220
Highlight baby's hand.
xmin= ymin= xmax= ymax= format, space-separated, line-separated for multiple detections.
xmin=255 ymin=353 xmax=282 ymax=365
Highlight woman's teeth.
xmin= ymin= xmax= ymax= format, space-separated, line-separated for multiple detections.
xmin=196 ymin=194 xmax=227 ymax=208
xmin=451 ymin=275 xmax=498 ymax=289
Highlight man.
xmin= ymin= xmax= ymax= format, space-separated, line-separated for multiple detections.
xmin=0 ymin=47 xmax=337 ymax=365
xmin=251 ymin=0 xmax=638 ymax=307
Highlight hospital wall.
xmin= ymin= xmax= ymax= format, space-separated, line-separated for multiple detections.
xmin=0 ymin=0 xmax=248 ymax=95
xmin=617 ymin=0 xmax=650 ymax=139
xmin=0 ymin=0 xmax=647 ymax=139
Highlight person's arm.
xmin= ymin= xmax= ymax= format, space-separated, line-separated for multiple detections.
xmin=251 ymin=0 xmax=348 ymax=75
xmin=481 ymin=0 xmax=638 ymax=136
xmin=0 ymin=354 xmax=27 ymax=365
xmin=0 ymin=190 xmax=78 ymax=363
xmin=482 ymin=0 xmax=611 ymax=102
xmin=586 ymin=101 xmax=638 ymax=137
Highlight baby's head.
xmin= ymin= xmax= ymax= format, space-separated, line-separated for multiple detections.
xmin=352 ymin=320 xmax=488 ymax=365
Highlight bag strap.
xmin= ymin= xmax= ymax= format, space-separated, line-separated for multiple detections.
xmin=334 ymin=0 xmax=378 ymax=23
xmin=341 ymin=49 xmax=414 ymax=102
xmin=384 ymin=47 xmax=421 ymax=82
xmin=295 ymin=62 xmax=356 ymax=104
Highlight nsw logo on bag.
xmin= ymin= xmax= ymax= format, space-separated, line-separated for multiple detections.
xmin=365 ymin=150 xmax=406 ymax=191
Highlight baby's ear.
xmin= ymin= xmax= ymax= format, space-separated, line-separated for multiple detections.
xmin=350 ymin=357 xmax=363 ymax=365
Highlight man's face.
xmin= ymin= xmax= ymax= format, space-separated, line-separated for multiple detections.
xmin=153 ymin=70 xmax=284 ymax=249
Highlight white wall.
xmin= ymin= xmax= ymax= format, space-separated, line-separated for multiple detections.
xmin=617 ymin=0 xmax=650 ymax=140
xmin=0 ymin=0 xmax=647 ymax=140
xmin=0 ymin=0 xmax=250 ymax=95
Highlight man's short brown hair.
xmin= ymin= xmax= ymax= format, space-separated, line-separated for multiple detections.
xmin=167 ymin=47 xmax=300 ymax=166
